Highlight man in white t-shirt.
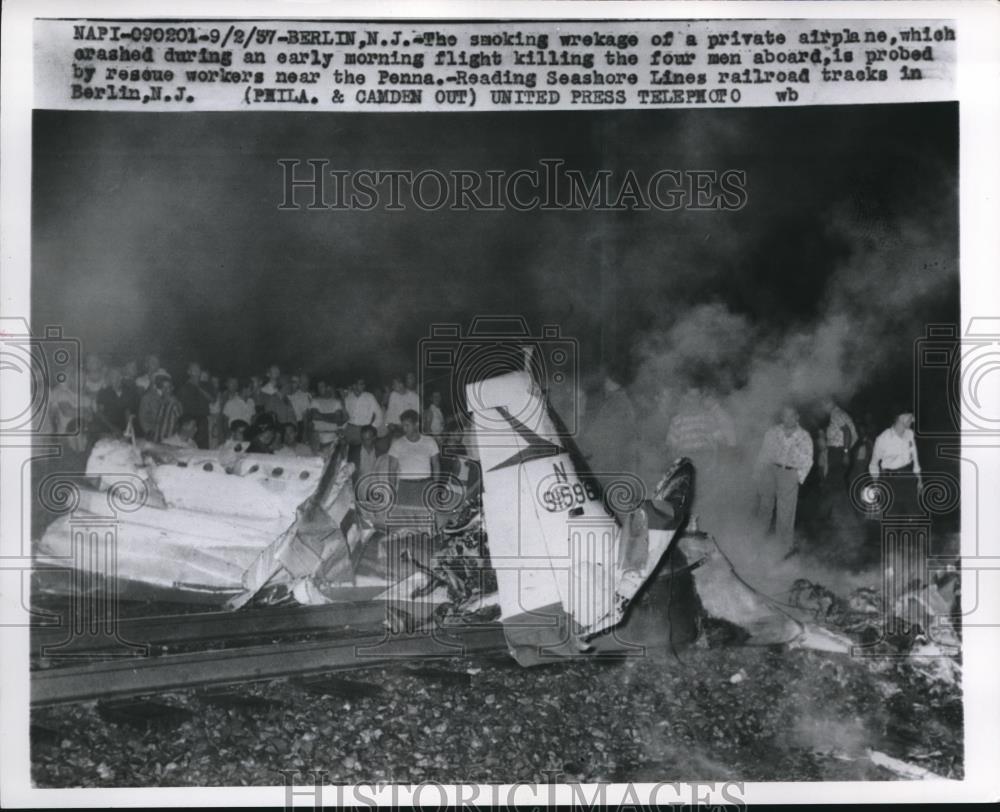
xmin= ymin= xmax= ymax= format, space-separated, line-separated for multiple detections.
xmin=388 ymin=410 xmax=439 ymax=503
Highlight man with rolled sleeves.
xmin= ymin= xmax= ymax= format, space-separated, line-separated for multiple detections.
xmin=755 ymin=405 xmax=814 ymax=554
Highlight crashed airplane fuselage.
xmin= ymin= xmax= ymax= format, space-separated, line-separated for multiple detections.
xmin=35 ymin=369 xmax=825 ymax=665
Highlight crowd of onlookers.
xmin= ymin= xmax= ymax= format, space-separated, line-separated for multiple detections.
xmin=44 ymin=353 xmax=458 ymax=490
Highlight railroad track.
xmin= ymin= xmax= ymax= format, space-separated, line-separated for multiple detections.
xmin=31 ymin=621 xmax=508 ymax=706
xmin=31 ymin=600 xmax=390 ymax=658
xmin=30 ymin=555 xmax=698 ymax=706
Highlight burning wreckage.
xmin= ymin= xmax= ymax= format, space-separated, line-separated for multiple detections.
xmin=35 ymin=370 xmax=956 ymax=669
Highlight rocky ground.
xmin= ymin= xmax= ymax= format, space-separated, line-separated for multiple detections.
xmin=31 ymin=634 xmax=962 ymax=787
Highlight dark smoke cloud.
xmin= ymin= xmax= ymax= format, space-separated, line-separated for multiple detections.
xmin=628 ymin=188 xmax=958 ymax=443
xmin=32 ymin=104 xmax=956 ymax=405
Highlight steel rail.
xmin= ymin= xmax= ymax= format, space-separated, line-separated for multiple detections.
xmin=31 ymin=600 xmax=390 ymax=657
xmin=31 ymin=624 xmax=508 ymax=706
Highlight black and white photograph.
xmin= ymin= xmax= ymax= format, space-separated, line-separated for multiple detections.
xmin=2 ymin=3 xmax=999 ymax=807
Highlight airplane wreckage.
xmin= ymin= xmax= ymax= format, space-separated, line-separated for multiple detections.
xmin=36 ymin=370 xmax=858 ymax=665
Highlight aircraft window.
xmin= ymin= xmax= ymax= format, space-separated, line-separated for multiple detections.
xmin=203 ymin=462 xmax=214 ymax=472
xmin=248 ymin=464 xmax=259 ymax=474
xmin=271 ymin=467 xmax=284 ymax=477
xmin=299 ymin=471 xmax=310 ymax=480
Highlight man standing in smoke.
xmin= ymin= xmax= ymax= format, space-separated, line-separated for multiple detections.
xmin=755 ymin=405 xmax=813 ymax=555
xmin=666 ymin=386 xmax=737 ymax=507
xmin=821 ymin=397 xmax=858 ymax=490
xmin=869 ymin=409 xmax=922 ymax=515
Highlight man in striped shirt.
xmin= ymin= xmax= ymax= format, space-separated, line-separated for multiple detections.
xmin=666 ymin=387 xmax=737 ymax=502
xmin=153 ymin=376 xmax=183 ymax=444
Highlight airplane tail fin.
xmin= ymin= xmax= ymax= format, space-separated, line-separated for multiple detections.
xmin=469 ymin=371 xmax=696 ymax=663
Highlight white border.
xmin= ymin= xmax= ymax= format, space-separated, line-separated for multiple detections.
xmin=2 ymin=1 xmax=998 ymax=807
